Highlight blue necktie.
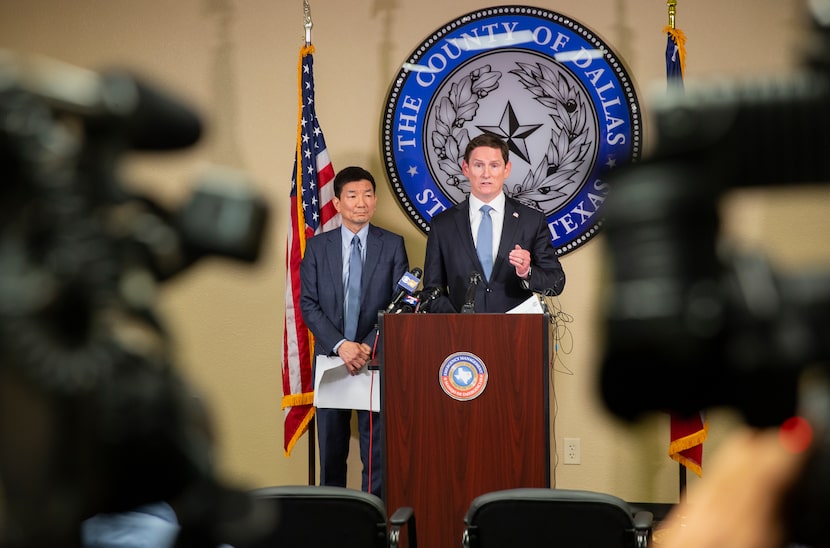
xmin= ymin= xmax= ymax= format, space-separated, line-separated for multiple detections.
xmin=477 ymin=205 xmax=493 ymax=280
xmin=344 ymin=235 xmax=362 ymax=341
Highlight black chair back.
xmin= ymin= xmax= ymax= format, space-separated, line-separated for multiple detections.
xmin=462 ymin=488 xmax=652 ymax=548
xmin=231 ymin=485 xmax=415 ymax=548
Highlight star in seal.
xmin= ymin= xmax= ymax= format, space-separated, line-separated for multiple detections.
xmin=476 ymin=101 xmax=542 ymax=164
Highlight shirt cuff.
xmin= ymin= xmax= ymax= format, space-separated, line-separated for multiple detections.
xmin=520 ymin=266 xmax=532 ymax=289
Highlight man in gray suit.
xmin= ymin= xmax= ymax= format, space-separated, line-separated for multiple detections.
xmin=423 ymin=133 xmax=565 ymax=312
xmin=300 ymin=166 xmax=408 ymax=497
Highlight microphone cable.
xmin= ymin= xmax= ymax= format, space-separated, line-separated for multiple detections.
xmin=368 ymin=369 xmax=376 ymax=497
xmin=543 ymin=294 xmax=573 ymax=487
xmin=542 ymin=294 xmax=574 ymax=376
xmin=368 ymin=323 xmax=380 ymax=496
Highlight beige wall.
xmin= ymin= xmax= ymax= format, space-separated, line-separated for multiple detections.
xmin=2 ymin=0 xmax=825 ymax=506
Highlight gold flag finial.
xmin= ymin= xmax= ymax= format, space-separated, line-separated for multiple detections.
xmin=303 ymin=0 xmax=313 ymax=45
xmin=667 ymin=0 xmax=677 ymax=29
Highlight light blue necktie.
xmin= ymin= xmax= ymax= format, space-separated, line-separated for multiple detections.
xmin=476 ymin=205 xmax=493 ymax=280
xmin=344 ymin=234 xmax=362 ymax=341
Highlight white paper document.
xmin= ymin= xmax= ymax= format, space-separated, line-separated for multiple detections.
xmin=313 ymin=355 xmax=381 ymax=412
xmin=506 ymin=295 xmax=544 ymax=314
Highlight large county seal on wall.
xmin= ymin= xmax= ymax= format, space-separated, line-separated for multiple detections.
xmin=381 ymin=6 xmax=641 ymax=255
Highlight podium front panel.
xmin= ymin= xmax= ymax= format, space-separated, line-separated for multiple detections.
xmin=381 ymin=313 xmax=550 ymax=548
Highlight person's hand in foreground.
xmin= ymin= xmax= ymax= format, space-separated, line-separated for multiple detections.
xmin=659 ymin=419 xmax=811 ymax=548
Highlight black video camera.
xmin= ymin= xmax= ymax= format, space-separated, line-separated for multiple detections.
xmin=0 ymin=52 xmax=269 ymax=546
xmin=599 ymin=2 xmax=830 ymax=544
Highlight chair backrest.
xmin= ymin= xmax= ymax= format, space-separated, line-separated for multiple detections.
xmin=238 ymin=485 xmax=388 ymax=548
xmin=463 ymin=488 xmax=650 ymax=548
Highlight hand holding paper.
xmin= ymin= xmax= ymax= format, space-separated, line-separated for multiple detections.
xmin=314 ymin=355 xmax=380 ymax=412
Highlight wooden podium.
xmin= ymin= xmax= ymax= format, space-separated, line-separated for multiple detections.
xmin=379 ymin=313 xmax=550 ymax=548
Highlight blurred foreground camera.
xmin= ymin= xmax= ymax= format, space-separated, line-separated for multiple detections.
xmin=599 ymin=1 xmax=830 ymax=544
xmin=0 ymin=52 xmax=269 ymax=546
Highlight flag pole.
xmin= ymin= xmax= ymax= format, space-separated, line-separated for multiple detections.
xmin=667 ymin=0 xmax=687 ymax=500
xmin=303 ymin=0 xmax=312 ymax=47
xmin=667 ymin=0 xmax=676 ymax=30
xmin=303 ymin=0 xmax=316 ymax=487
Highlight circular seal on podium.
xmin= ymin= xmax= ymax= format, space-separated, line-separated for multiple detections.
xmin=439 ymin=351 xmax=489 ymax=401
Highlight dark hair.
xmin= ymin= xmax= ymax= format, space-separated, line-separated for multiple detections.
xmin=464 ymin=133 xmax=509 ymax=164
xmin=334 ymin=166 xmax=376 ymax=197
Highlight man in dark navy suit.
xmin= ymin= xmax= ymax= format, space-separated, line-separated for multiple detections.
xmin=300 ymin=166 xmax=408 ymax=497
xmin=423 ymin=133 xmax=565 ymax=313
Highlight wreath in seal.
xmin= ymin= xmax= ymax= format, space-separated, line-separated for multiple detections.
xmin=429 ymin=61 xmax=593 ymax=214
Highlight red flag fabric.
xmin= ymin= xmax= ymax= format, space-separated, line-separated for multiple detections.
xmin=663 ymin=23 xmax=708 ymax=476
xmin=281 ymin=44 xmax=339 ymax=456
xmin=669 ymin=412 xmax=708 ymax=477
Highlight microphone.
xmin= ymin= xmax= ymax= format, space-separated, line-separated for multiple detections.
xmin=414 ymin=287 xmax=442 ymax=313
xmin=461 ymin=271 xmax=482 ymax=314
xmin=385 ymin=267 xmax=423 ymax=313
xmin=394 ymin=293 xmax=420 ymax=314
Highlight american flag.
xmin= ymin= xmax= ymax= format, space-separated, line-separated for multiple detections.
xmin=282 ymin=44 xmax=339 ymax=456
xmin=663 ymin=23 xmax=708 ymax=477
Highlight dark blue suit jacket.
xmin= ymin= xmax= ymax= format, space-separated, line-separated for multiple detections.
xmin=423 ymin=197 xmax=565 ymax=313
xmin=300 ymin=224 xmax=409 ymax=355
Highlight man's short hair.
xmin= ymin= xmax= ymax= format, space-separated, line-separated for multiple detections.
xmin=334 ymin=166 xmax=376 ymax=197
xmin=464 ymin=133 xmax=509 ymax=164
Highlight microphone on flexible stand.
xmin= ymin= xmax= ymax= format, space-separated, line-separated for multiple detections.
xmin=385 ymin=267 xmax=423 ymax=313
xmin=536 ymin=286 xmax=563 ymax=315
xmin=533 ymin=291 xmax=550 ymax=315
xmin=461 ymin=271 xmax=482 ymax=314
xmin=414 ymin=287 xmax=442 ymax=313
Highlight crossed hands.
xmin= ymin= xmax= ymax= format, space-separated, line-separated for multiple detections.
xmin=337 ymin=340 xmax=372 ymax=375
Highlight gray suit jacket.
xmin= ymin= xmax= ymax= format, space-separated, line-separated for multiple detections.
xmin=300 ymin=224 xmax=409 ymax=355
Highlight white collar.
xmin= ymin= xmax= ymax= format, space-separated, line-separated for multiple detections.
xmin=469 ymin=192 xmax=506 ymax=215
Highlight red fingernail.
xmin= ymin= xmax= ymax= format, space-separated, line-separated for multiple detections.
xmin=779 ymin=416 xmax=813 ymax=454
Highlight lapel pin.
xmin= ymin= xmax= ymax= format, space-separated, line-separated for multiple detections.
xmin=513 ymin=212 xmax=519 ymax=218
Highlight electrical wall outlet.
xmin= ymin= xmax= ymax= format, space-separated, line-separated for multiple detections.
xmin=564 ymin=437 xmax=581 ymax=465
